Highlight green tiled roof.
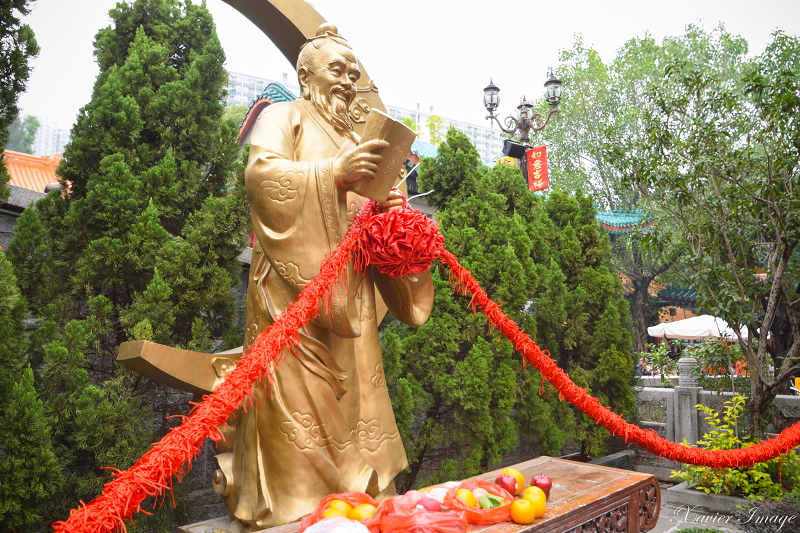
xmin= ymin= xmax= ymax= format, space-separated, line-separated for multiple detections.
xmin=411 ymin=139 xmax=438 ymax=159
xmin=258 ymin=82 xmax=296 ymax=103
xmin=658 ymin=285 xmax=699 ymax=305
xmin=596 ymin=209 xmax=653 ymax=234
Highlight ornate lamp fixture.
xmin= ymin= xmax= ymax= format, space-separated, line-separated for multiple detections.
xmin=483 ymin=74 xmax=562 ymax=147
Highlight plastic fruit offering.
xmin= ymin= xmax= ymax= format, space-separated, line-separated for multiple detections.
xmin=531 ymin=473 xmax=552 ymax=499
xmin=323 ymin=507 xmax=347 ymax=519
xmin=501 ymin=467 xmax=525 ymax=495
xmin=494 ymin=474 xmax=517 ymax=495
xmin=521 ymin=487 xmax=546 ymax=518
xmin=405 ymin=490 xmax=426 ymax=506
xmin=471 ymin=487 xmax=489 ymax=502
xmin=455 ymin=488 xmax=477 ymax=507
xmin=347 ymin=503 xmax=376 ymax=520
xmin=522 ymin=486 xmax=546 ymax=502
xmin=509 ymin=499 xmax=536 ymax=524
xmin=416 ymin=497 xmax=442 ymax=512
xmin=328 ymin=499 xmax=354 ymax=515
xmin=478 ymin=494 xmax=508 ymax=509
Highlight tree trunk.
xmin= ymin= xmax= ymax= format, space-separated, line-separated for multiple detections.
xmin=630 ymin=277 xmax=652 ymax=353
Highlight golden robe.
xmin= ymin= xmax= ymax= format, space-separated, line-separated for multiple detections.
xmin=214 ymin=99 xmax=433 ymax=528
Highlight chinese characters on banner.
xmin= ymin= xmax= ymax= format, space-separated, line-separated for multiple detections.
xmin=526 ymin=145 xmax=549 ymax=192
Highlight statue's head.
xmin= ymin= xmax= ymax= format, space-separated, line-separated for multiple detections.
xmin=297 ymin=23 xmax=360 ymax=135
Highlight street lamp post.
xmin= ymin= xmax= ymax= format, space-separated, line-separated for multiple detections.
xmin=483 ymin=74 xmax=563 ymax=154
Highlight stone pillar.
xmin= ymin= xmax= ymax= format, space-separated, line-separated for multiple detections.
xmin=673 ymin=357 xmax=702 ymax=446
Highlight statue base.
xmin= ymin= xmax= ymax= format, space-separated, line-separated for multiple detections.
xmin=178 ymin=515 xmax=230 ymax=533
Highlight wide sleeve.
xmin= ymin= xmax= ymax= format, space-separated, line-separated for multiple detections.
xmin=371 ymin=268 xmax=434 ymax=327
xmin=245 ymin=103 xmax=314 ymax=236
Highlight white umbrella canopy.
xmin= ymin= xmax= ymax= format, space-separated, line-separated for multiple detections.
xmin=647 ymin=314 xmax=749 ymax=340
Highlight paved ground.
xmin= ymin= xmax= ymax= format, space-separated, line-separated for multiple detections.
xmin=651 ymin=503 xmax=743 ymax=532
xmin=650 ymin=483 xmax=743 ymax=533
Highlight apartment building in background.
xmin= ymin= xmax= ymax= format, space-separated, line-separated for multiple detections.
xmin=224 ymin=71 xmax=503 ymax=166
xmin=33 ymin=117 xmax=70 ymax=157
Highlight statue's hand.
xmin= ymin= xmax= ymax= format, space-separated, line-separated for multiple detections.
xmin=332 ymin=139 xmax=389 ymax=190
xmin=380 ymin=188 xmax=405 ymax=213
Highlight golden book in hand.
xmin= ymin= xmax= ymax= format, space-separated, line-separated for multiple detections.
xmin=352 ymin=109 xmax=417 ymax=202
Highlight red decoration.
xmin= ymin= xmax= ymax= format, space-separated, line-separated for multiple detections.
xmin=359 ymin=200 xmax=443 ymax=278
xmin=52 ymin=196 xmax=800 ymax=533
xmin=438 ymin=248 xmax=800 ymax=468
xmin=526 ymin=146 xmax=549 ymax=192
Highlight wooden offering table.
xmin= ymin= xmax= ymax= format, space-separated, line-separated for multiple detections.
xmin=181 ymin=456 xmax=660 ymax=533
xmin=472 ymin=456 xmax=660 ymax=532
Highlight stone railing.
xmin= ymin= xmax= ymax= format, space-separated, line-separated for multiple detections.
xmin=632 ymin=356 xmax=800 ymax=480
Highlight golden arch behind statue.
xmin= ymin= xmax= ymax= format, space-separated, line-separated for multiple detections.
xmin=221 ymin=0 xmax=386 ymax=135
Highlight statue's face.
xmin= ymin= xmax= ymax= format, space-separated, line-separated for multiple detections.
xmin=308 ymin=41 xmax=360 ymax=110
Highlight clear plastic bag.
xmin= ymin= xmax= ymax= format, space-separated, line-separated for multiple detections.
xmin=304 ymin=517 xmax=371 ymax=533
xmin=379 ymin=498 xmax=468 ymax=533
xmin=441 ymin=479 xmax=514 ymax=525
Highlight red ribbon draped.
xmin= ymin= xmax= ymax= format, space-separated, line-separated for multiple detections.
xmin=52 ymin=200 xmax=800 ymax=533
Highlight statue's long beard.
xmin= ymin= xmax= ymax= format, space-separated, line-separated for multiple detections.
xmin=309 ymin=85 xmax=353 ymax=137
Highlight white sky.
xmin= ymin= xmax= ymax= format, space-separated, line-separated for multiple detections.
xmin=16 ymin=0 xmax=800 ymax=130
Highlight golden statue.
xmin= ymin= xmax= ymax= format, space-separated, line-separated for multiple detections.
xmin=211 ymin=24 xmax=434 ymax=531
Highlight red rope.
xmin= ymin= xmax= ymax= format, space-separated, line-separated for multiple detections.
xmin=52 ymin=202 xmax=800 ymax=532
xmin=438 ymin=249 xmax=800 ymax=468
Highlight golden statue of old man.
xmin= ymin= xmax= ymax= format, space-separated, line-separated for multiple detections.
xmin=212 ymin=23 xmax=434 ymax=531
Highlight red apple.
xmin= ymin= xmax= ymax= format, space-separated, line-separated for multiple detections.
xmin=495 ymin=474 xmax=517 ymax=495
xmin=416 ymin=497 xmax=442 ymax=512
xmin=531 ymin=473 xmax=552 ymax=499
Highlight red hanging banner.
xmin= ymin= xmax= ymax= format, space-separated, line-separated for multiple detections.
xmin=526 ymin=146 xmax=549 ymax=192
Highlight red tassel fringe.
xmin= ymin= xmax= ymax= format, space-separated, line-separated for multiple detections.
xmin=438 ymin=249 xmax=800 ymax=469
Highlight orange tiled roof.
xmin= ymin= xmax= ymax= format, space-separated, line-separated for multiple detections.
xmin=3 ymin=150 xmax=61 ymax=193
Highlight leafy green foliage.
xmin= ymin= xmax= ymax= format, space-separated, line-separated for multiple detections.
xmin=622 ymin=26 xmax=800 ymax=437
xmin=539 ymin=35 xmax=676 ymax=352
xmin=687 ymin=340 xmax=749 ymax=395
xmin=0 ymin=0 xmax=39 ymax=203
xmin=426 ymin=115 xmax=444 ymax=146
xmin=638 ymin=343 xmax=678 ymax=387
xmin=385 ymin=128 xmax=634 ymax=489
xmin=672 ymin=395 xmax=800 ymax=499
xmin=5 ymin=113 xmax=39 ymax=153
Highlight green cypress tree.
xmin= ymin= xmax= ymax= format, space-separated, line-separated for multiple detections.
xmin=6 ymin=0 xmax=249 ymax=526
xmin=0 ymin=366 xmax=62 ymax=531
xmin=0 ymin=251 xmax=28 ymax=400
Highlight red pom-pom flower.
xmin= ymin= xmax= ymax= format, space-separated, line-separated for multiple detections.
xmin=360 ymin=205 xmax=444 ymax=278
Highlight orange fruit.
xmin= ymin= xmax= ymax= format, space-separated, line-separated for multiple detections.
xmin=328 ymin=499 xmax=354 ymax=515
xmin=521 ymin=487 xmax=546 ymax=518
xmin=347 ymin=503 xmax=376 ymax=520
xmin=455 ymin=488 xmax=477 ymax=507
xmin=323 ymin=508 xmax=347 ymax=519
xmin=510 ymin=499 xmax=536 ymax=524
xmin=502 ymin=468 xmax=525 ymax=495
